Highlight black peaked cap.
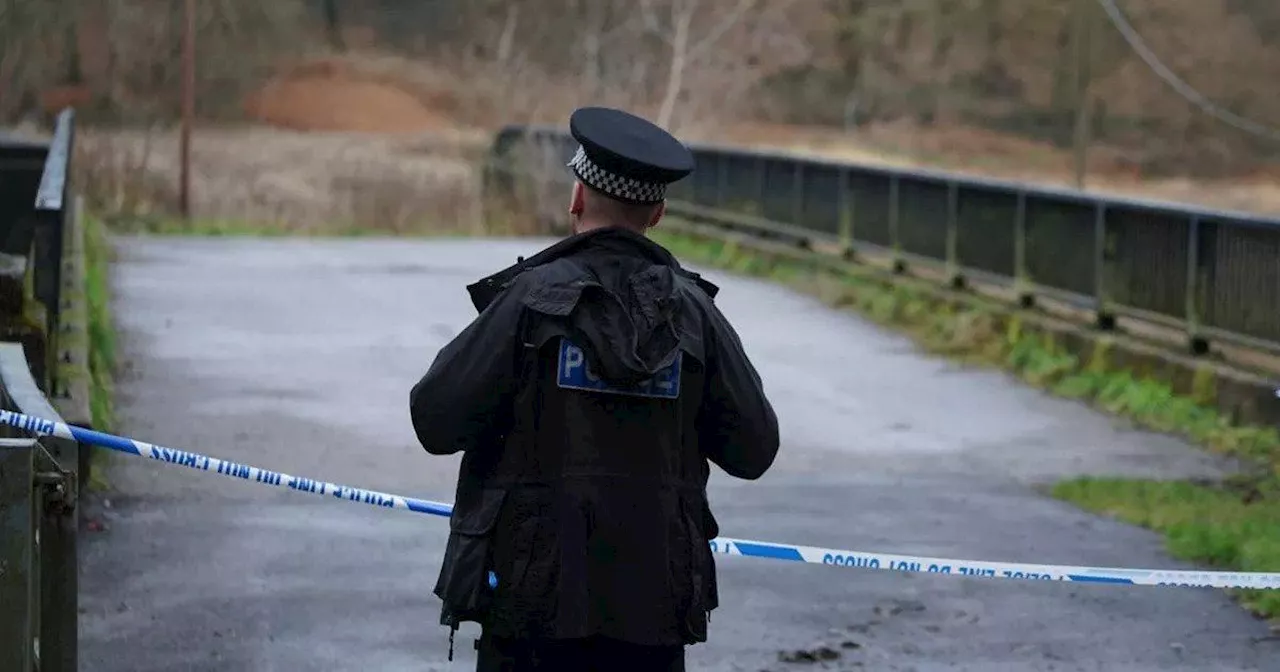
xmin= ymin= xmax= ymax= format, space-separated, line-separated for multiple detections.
xmin=568 ymin=107 xmax=694 ymax=204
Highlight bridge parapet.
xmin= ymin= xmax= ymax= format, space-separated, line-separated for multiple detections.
xmin=0 ymin=108 xmax=91 ymax=672
xmin=484 ymin=124 xmax=1280 ymax=359
xmin=483 ymin=125 xmax=1280 ymax=427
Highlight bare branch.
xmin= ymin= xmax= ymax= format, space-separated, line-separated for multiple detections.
xmin=600 ymin=11 xmax=648 ymax=42
xmin=655 ymin=0 xmax=696 ymax=128
xmin=686 ymin=0 xmax=757 ymax=62
xmin=637 ymin=0 xmax=672 ymax=44
xmin=496 ymin=4 xmax=519 ymax=64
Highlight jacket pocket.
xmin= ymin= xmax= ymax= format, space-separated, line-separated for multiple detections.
xmin=678 ymin=494 xmax=715 ymax=644
xmin=493 ymin=489 xmax=559 ymax=602
xmin=433 ymin=487 xmax=508 ymax=627
xmin=701 ymin=498 xmax=720 ymax=613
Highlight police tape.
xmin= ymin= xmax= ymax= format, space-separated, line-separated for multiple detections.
xmin=4 ymin=409 xmax=1279 ymax=591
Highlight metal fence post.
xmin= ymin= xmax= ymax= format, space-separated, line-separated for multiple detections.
xmin=1094 ymin=202 xmax=1116 ymax=330
xmin=1014 ymin=191 xmax=1033 ymax=308
xmin=1184 ymin=215 xmax=1209 ymax=355
xmin=0 ymin=437 xmax=40 ymax=672
xmin=838 ymin=168 xmax=855 ymax=260
xmin=31 ymin=212 xmax=62 ymax=387
xmin=715 ymin=153 xmax=728 ymax=210
xmin=791 ymin=161 xmax=804 ymax=228
xmin=754 ymin=156 xmax=766 ymax=215
xmin=946 ymin=182 xmax=963 ymax=289
xmin=889 ymin=176 xmax=904 ymax=273
xmin=34 ymin=110 xmax=74 ymax=396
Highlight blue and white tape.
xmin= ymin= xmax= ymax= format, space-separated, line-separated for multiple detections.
xmin=3 ymin=409 xmax=1278 ymax=591
xmin=0 ymin=410 xmax=452 ymax=518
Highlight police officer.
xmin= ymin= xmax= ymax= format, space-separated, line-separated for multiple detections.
xmin=409 ymin=106 xmax=780 ymax=671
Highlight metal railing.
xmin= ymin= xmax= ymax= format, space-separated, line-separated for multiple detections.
xmin=485 ymin=125 xmax=1280 ymax=357
xmin=0 ymin=109 xmax=85 ymax=672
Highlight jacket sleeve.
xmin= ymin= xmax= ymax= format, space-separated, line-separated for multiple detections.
xmin=697 ymin=304 xmax=780 ymax=480
xmin=409 ymin=279 xmax=528 ymax=455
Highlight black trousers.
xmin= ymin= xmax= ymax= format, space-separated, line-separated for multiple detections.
xmin=475 ymin=633 xmax=686 ymax=672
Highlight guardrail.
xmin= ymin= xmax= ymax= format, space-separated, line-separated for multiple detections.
xmin=0 ymin=109 xmax=88 ymax=672
xmin=484 ymin=125 xmax=1280 ymax=358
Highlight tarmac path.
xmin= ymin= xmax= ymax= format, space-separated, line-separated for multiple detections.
xmin=77 ymin=235 xmax=1277 ymax=671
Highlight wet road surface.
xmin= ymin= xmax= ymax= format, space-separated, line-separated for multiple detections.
xmin=79 ymin=236 xmax=1277 ymax=671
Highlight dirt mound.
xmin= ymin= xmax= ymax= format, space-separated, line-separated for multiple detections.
xmin=243 ymin=59 xmax=450 ymax=134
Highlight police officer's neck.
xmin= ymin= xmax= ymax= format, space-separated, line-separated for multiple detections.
xmin=572 ymin=219 xmax=649 ymax=237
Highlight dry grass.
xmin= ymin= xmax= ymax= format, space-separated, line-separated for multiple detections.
xmin=74 ymin=124 xmax=491 ymax=235
xmin=63 ymin=50 xmax=592 ymax=236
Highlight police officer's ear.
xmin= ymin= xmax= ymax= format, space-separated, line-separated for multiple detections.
xmin=646 ymin=200 xmax=667 ymax=230
xmin=569 ymin=181 xmax=586 ymax=217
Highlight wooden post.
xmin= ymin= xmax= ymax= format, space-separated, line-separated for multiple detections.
xmin=322 ymin=0 xmax=345 ymax=51
xmin=180 ymin=0 xmax=195 ymax=220
xmin=0 ymin=438 xmax=39 ymax=672
xmin=1070 ymin=0 xmax=1094 ymax=190
xmin=38 ymin=434 xmax=79 ymax=672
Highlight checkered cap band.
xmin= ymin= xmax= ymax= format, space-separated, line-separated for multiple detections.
xmin=568 ymin=146 xmax=667 ymax=203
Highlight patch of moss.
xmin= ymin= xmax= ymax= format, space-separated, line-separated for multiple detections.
xmin=1052 ymin=477 xmax=1280 ymax=620
xmin=85 ymin=212 xmax=115 ymax=433
xmin=84 ymin=213 xmax=117 ymax=492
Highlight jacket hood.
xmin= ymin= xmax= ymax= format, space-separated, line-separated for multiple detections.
xmin=467 ymin=227 xmax=718 ymax=313
xmin=467 ymin=227 xmax=718 ymax=385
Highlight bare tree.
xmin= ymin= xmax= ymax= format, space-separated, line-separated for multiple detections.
xmin=495 ymin=3 xmax=519 ymax=65
xmin=322 ymin=0 xmax=344 ymax=51
xmin=578 ymin=0 xmax=649 ymax=101
xmin=638 ymin=0 xmax=757 ymax=129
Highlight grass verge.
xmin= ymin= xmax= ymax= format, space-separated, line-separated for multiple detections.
xmin=1050 ymin=478 xmax=1280 ymax=618
xmin=651 ymin=226 xmax=1280 ymax=622
xmin=85 ymin=212 xmax=118 ymax=490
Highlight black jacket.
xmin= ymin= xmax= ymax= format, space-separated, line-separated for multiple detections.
xmin=409 ymin=227 xmax=779 ymax=647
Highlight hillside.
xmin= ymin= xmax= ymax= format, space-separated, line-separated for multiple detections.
xmin=7 ymin=0 xmax=1280 ymax=215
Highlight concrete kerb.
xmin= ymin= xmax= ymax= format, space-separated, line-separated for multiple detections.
xmin=52 ymin=196 xmax=94 ymax=494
